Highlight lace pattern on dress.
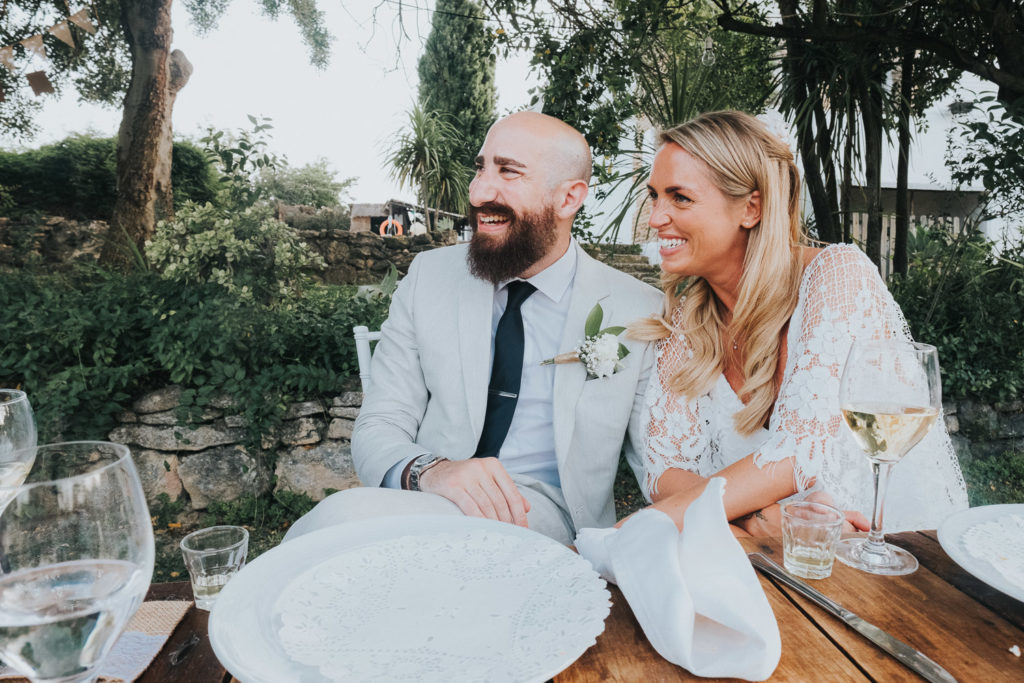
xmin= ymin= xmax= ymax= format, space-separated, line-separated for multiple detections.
xmin=641 ymin=244 xmax=968 ymax=529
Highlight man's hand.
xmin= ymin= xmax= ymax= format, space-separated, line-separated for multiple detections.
xmin=418 ymin=458 xmax=531 ymax=527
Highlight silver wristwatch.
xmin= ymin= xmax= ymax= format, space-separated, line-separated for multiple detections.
xmin=406 ymin=454 xmax=447 ymax=491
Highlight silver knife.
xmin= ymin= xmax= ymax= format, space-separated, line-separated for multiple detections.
xmin=748 ymin=552 xmax=957 ymax=683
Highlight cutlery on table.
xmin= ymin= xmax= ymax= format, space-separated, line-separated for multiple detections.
xmin=748 ymin=552 xmax=956 ymax=683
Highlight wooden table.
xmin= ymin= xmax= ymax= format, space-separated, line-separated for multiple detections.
xmin=137 ymin=531 xmax=1024 ymax=682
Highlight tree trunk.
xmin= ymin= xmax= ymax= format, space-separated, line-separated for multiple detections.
xmin=778 ymin=0 xmax=840 ymax=243
xmin=101 ymin=0 xmax=192 ymax=269
xmin=894 ymin=47 xmax=914 ymax=277
xmin=861 ymin=80 xmax=885 ymax=270
xmin=841 ymin=109 xmax=854 ymax=243
xmin=815 ymin=100 xmax=840 ymax=237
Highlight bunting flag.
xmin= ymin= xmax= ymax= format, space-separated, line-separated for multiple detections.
xmin=26 ymin=70 xmax=54 ymax=95
xmin=49 ymin=21 xmax=76 ymax=48
xmin=20 ymin=35 xmax=46 ymax=61
xmin=69 ymin=8 xmax=97 ymax=34
xmin=0 ymin=6 xmax=98 ymax=98
xmin=0 ymin=46 xmax=15 ymax=72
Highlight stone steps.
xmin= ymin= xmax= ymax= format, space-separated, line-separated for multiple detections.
xmin=584 ymin=249 xmax=662 ymax=287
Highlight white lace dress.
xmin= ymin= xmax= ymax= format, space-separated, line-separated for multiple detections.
xmin=642 ymin=244 xmax=968 ymax=531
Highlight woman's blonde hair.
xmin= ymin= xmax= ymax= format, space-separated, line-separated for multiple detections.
xmin=631 ymin=110 xmax=805 ymax=436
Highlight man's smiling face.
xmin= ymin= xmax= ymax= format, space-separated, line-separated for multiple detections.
xmin=466 ymin=117 xmax=560 ymax=283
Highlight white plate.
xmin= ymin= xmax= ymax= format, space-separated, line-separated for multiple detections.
xmin=937 ymin=504 xmax=1024 ymax=603
xmin=209 ymin=515 xmax=610 ymax=682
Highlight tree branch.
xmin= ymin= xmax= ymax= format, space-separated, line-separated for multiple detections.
xmin=715 ymin=12 xmax=1024 ymax=100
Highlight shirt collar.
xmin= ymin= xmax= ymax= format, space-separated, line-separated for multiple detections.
xmin=499 ymin=239 xmax=577 ymax=304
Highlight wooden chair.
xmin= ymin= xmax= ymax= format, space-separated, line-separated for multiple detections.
xmin=352 ymin=325 xmax=382 ymax=391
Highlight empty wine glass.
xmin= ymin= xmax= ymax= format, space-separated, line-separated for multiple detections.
xmin=0 ymin=442 xmax=154 ymax=683
xmin=0 ymin=390 xmax=37 ymax=507
xmin=835 ymin=340 xmax=941 ymax=576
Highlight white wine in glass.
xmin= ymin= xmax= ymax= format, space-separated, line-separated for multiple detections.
xmin=835 ymin=340 xmax=941 ymax=575
xmin=0 ymin=442 xmax=154 ymax=683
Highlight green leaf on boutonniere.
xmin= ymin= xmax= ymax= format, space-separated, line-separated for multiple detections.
xmin=584 ymin=303 xmax=603 ymax=338
xmin=618 ymin=343 xmax=629 ymax=360
xmin=600 ymin=325 xmax=625 ymax=336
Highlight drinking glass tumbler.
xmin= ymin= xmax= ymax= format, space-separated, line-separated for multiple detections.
xmin=781 ymin=501 xmax=845 ymax=580
xmin=180 ymin=526 xmax=249 ymax=610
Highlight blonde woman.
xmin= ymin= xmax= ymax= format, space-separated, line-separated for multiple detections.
xmin=632 ymin=110 xmax=967 ymax=534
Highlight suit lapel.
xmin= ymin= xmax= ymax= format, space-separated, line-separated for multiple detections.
xmin=458 ymin=274 xmax=494 ymax=439
xmin=553 ymin=245 xmax=610 ymax=464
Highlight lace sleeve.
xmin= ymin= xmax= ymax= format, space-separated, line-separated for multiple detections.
xmin=753 ymin=245 xmax=909 ymax=491
xmin=640 ymin=309 xmax=711 ymax=501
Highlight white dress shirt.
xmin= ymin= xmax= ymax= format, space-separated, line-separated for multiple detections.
xmin=383 ymin=242 xmax=577 ymax=489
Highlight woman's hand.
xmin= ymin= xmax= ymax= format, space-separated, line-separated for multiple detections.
xmin=804 ymin=491 xmax=870 ymax=533
xmin=733 ymin=492 xmax=870 ymax=537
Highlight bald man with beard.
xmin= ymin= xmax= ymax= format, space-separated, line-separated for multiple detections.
xmin=285 ymin=112 xmax=662 ymax=545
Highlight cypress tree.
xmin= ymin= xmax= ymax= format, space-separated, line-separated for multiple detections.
xmin=417 ymin=0 xmax=497 ymax=166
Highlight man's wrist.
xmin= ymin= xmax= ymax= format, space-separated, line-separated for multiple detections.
xmin=402 ymin=454 xmax=448 ymax=491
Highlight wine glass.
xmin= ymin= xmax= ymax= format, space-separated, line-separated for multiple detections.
xmin=0 ymin=442 xmax=154 ymax=683
xmin=0 ymin=390 xmax=37 ymax=512
xmin=835 ymin=340 xmax=941 ymax=575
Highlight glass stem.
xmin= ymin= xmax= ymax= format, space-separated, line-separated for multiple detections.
xmin=866 ymin=461 xmax=894 ymax=551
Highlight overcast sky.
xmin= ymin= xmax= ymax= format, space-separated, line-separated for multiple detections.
xmin=0 ymin=0 xmax=539 ymax=204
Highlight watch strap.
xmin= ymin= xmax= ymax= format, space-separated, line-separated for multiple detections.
xmin=406 ymin=454 xmax=447 ymax=491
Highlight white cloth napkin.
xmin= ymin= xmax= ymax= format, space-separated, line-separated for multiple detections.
xmin=575 ymin=477 xmax=781 ymax=681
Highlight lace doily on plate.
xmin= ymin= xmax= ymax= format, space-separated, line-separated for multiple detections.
xmin=962 ymin=514 xmax=1024 ymax=591
xmin=275 ymin=529 xmax=610 ymax=682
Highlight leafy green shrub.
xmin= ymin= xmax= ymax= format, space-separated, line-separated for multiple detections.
xmin=0 ymin=134 xmax=217 ymax=219
xmin=146 ymin=201 xmax=326 ymax=304
xmin=962 ymin=448 xmax=1024 ymax=506
xmin=287 ymin=206 xmax=352 ymax=232
xmin=0 ymin=266 xmax=390 ymax=445
xmin=891 ymin=227 xmax=1024 ymax=402
xmin=257 ymin=158 xmax=355 ymax=208
xmin=203 ymin=491 xmax=317 ymax=529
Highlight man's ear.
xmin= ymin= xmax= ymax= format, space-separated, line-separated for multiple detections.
xmin=554 ymin=179 xmax=589 ymax=220
xmin=740 ymin=190 xmax=762 ymax=229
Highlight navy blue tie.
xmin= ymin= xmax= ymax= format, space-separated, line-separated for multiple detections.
xmin=473 ymin=280 xmax=537 ymax=459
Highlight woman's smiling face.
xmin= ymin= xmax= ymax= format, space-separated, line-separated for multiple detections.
xmin=646 ymin=142 xmax=759 ymax=290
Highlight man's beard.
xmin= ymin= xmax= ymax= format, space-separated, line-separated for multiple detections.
xmin=467 ymin=202 xmax=559 ymax=284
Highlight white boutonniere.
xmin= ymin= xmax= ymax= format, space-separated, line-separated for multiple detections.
xmin=540 ymin=303 xmax=629 ymax=379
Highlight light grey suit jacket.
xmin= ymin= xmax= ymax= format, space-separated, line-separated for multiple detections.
xmin=351 ymin=241 xmax=663 ymax=532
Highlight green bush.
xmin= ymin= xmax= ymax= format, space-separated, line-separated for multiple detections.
xmin=0 ymin=266 xmax=390 ymax=445
xmin=257 ymin=159 xmax=355 ymax=208
xmin=962 ymin=449 xmax=1024 ymax=506
xmin=287 ymin=205 xmax=352 ymax=232
xmin=891 ymin=227 xmax=1024 ymax=403
xmin=0 ymin=134 xmax=218 ymax=219
xmin=147 ymin=201 xmax=326 ymax=304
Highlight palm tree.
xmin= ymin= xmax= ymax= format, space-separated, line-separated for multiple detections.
xmin=384 ymin=103 xmax=471 ymax=232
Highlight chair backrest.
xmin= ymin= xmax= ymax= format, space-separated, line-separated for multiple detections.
xmin=352 ymin=325 xmax=382 ymax=391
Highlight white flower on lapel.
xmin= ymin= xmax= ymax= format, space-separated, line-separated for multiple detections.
xmin=540 ymin=303 xmax=630 ymax=379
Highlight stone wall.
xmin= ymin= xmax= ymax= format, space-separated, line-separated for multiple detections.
xmin=946 ymin=399 xmax=1024 ymax=462
xmin=0 ymin=215 xmax=458 ymax=285
xmin=108 ymin=385 xmax=365 ymax=513
xmin=109 ymin=384 xmax=1021 ymax=515
xmin=0 ymin=215 xmax=105 ymax=267
xmin=295 ymin=227 xmax=457 ymax=284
